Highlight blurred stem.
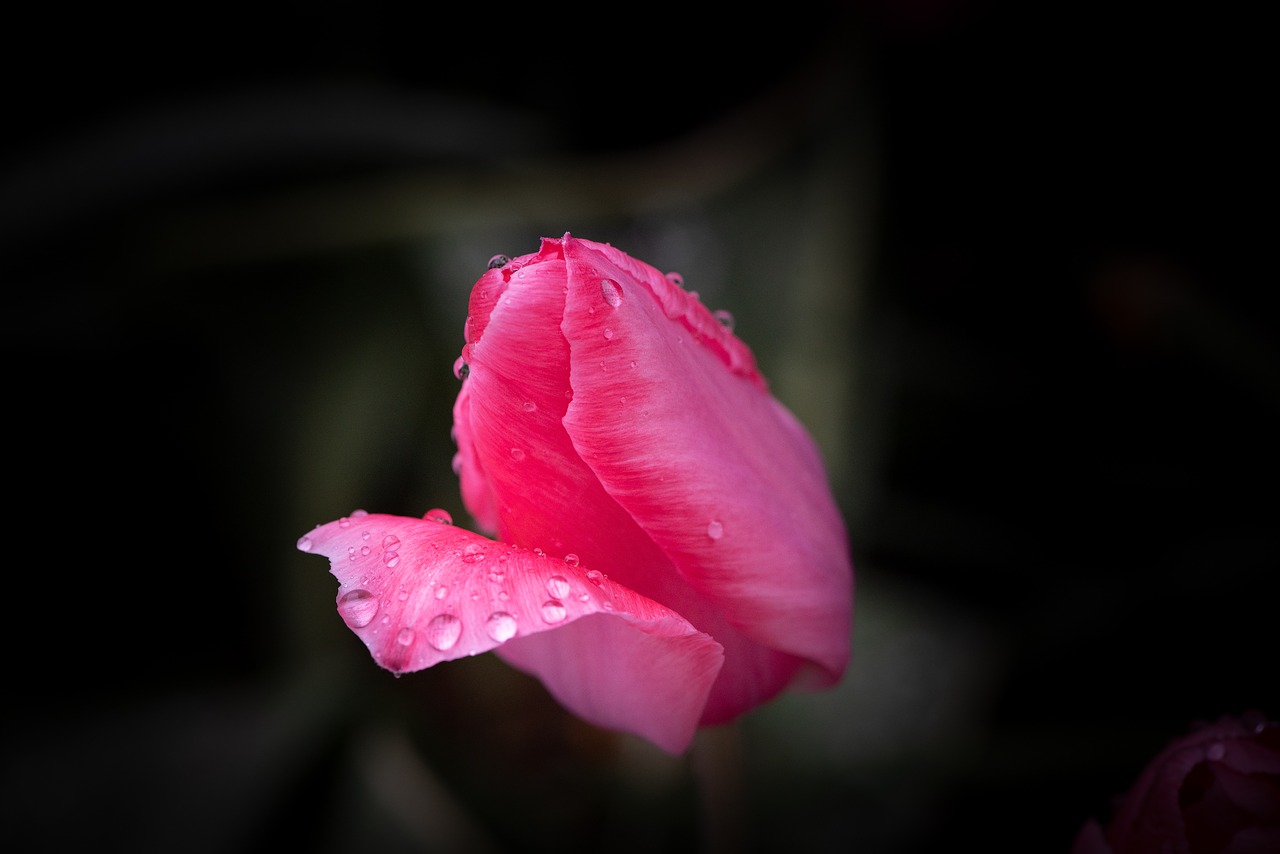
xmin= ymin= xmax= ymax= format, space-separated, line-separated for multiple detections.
xmin=693 ymin=723 xmax=746 ymax=854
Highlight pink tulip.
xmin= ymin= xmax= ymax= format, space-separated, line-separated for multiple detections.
xmin=297 ymin=234 xmax=853 ymax=754
xmin=1071 ymin=712 xmax=1280 ymax=854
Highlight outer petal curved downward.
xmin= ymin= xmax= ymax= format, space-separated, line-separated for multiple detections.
xmin=297 ymin=511 xmax=723 ymax=753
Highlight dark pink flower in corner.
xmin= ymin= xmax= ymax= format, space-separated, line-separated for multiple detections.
xmin=296 ymin=234 xmax=854 ymax=754
xmin=1071 ymin=712 xmax=1280 ymax=854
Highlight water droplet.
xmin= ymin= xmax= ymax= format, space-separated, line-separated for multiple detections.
xmin=397 ymin=589 xmax=409 ymax=601
xmin=351 ymin=509 xmax=368 ymax=518
xmin=707 ymin=520 xmax=724 ymax=540
xmin=361 ymin=530 xmax=371 ymax=540
xmin=522 ymin=400 xmax=537 ymax=412
xmin=603 ymin=327 xmax=614 ymax=340
xmin=629 ymin=360 xmax=637 ymax=369
xmin=1207 ymin=742 xmax=1226 ymax=761
xmin=547 ymin=575 xmax=571 ymax=599
xmin=337 ymin=589 xmax=379 ymax=628
xmin=586 ymin=569 xmax=605 ymax=586
xmin=541 ymin=600 xmax=568 ymax=623
xmin=666 ymin=272 xmax=684 ymax=287
xmin=360 ymin=545 xmax=371 ymax=556
xmin=713 ymin=309 xmax=735 ymax=331
xmin=425 ymin=508 xmax=453 ymax=524
xmin=453 ymin=357 xmax=469 ymax=380
xmin=347 ymin=546 xmax=357 ymax=560
xmin=397 ymin=627 xmax=415 ymax=647
xmin=600 ymin=278 xmax=623 ymax=307
xmin=509 ymin=448 xmax=526 ymax=461
xmin=435 ymin=584 xmax=449 ymax=599
xmin=451 ymin=454 xmax=463 ymax=475
xmin=296 ymin=535 xmax=313 ymax=552
xmin=487 ymin=254 xmax=510 ymax=269
xmin=564 ymin=553 xmax=580 ymax=567
xmin=426 ymin=614 xmax=462 ymax=650
xmin=384 ymin=551 xmax=400 ymax=568
xmin=383 ymin=535 xmax=401 ymax=549
xmin=463 ymin=543 xmax=486 ymax=562
xmin=578 ymin=593 xmax=590 ymax=602
xmin=486 ymin=612 xmax=518 ymax=642
xmin=338 ymin=517 xmax=351 ymax=528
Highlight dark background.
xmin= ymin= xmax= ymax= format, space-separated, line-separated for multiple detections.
xmin=2 ymin=2 xmax=1274 ymax=852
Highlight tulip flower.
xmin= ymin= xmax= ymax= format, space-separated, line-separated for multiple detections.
xmin=297 ymin=234 xmax=854 ymax=754
xmin=1071 ymin=711 xmax=1280 ymax=854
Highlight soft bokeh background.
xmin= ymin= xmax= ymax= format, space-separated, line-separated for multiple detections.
xmin=2 ymin=2 xmax=1274 ymax=852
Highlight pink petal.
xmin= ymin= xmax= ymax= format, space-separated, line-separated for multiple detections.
xmin=454 ymin=236 xmax=846 ymax=724
xmin=296 ymin=512 xmax=723 ymax=753
xmin=558 ymin=236 xmax=853 ymax=686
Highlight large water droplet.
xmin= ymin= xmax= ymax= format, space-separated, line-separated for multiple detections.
xmin=427 ymin=509 xmax=453 ymax=526
xmin=563 ymin=554 xmax=580 ymax=567
xmin=486 ymin=612 xmax=518 ymax=642
xmin=487 ymin=254 xmax=510 ymax=269
xmin=351 ymin=509 xmax=369 ymax=518
xmin=397 ymin=627 xmax=415 ymax=647
xmin=426 ymin=614 xmax=462 ymax=650
xmin=463 ymin=543 xmax=486 ymax=563
xmin=453 ymin=357 xmax=469 ymax=380
xmin=384 ymin=551 xmax=400 ymax=568
xmin=547 ymin=575 xmax=571 ymax=599
xmin=338 ymin=517 xmax=351 ymax=528
xmin=707 ymin=520 xmax=724 ymax=540
xmin=586 ymin=570 xmax=605 ymax=586
xmin=337 ymin=589 xmax=378 ymax=628
xmin=600 ymin=278 xmax=623 ymax=307
xmin=541 ymin=600 xmax=567 ymax=623
xmin=383 ymin=535 xmax=401 ymax=549
xmin=296 ymin=535 xmax=313 ymax=552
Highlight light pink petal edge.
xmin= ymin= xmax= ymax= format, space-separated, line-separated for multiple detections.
xmin=297 ymin=512 xmax=724 ymax=753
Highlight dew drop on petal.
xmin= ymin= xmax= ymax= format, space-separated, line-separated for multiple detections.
xmin=425 ymin=508 xmax=453 ymax=524
xmin=509 ymin=448 xmax=526 ymax=461
xmin=360 ymin=545 xmax=371 ymax=556
xmin=666 ymin=272 xmax=684 ymax=287
xmin=486 ymin=612 xmax=518 ymax=642
xmin=603 ymin=327 xmax=614 ymax=340
xmin=338 ymin=517 xmax=351 ymax=528
xmin=451 ymin=454 xmax=463 ymax=475
xmin=586 ymin=569 xmax=604 ymax=586
xmin=383 ymin=535 xmax=401 ymax=549
xmin=397 ymin=589 xmax=409 ymax=602
xmin=600 ymin=278 xmax=623 ymax=308
xmin=713 ymin=309 xmax=735 ymax=331
xmin=541 ymin=600 xmax=567 ymax=623
xmin=522 ymin=401 xmax=537 ymax=412
xmin=351 ymin=509 xmax=368 ymax=518
xmin=463 ymin=543 xmax=486 ymax=563
xmin=533 ymin=547 xmax=545 ymax=557
xmin=453 ymin=357 xmax=470 ymax=380
xmin=487 ymin=254 xmax=510 ymax=269
xmin=337 ymin=589 xmax=379 ymax=628
xmin=426 ymin=614 xmax=462 ymax=650
xmin=435 ymin=584 xmax=449 ymax=599
xmin=563 ymin=554 xmax=580 ymax=567
xmin=384 ymin=551 xmax=400 ymax=568
xmin=397 ymin=627 xmax=415 ymax=647
xmin=547 ymin=575 xmax=571 ymax=599
xmin=707 ymin=520 xmax=724 ymax=540
xmin=296 ymin=536 xmax=313 ymax=552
